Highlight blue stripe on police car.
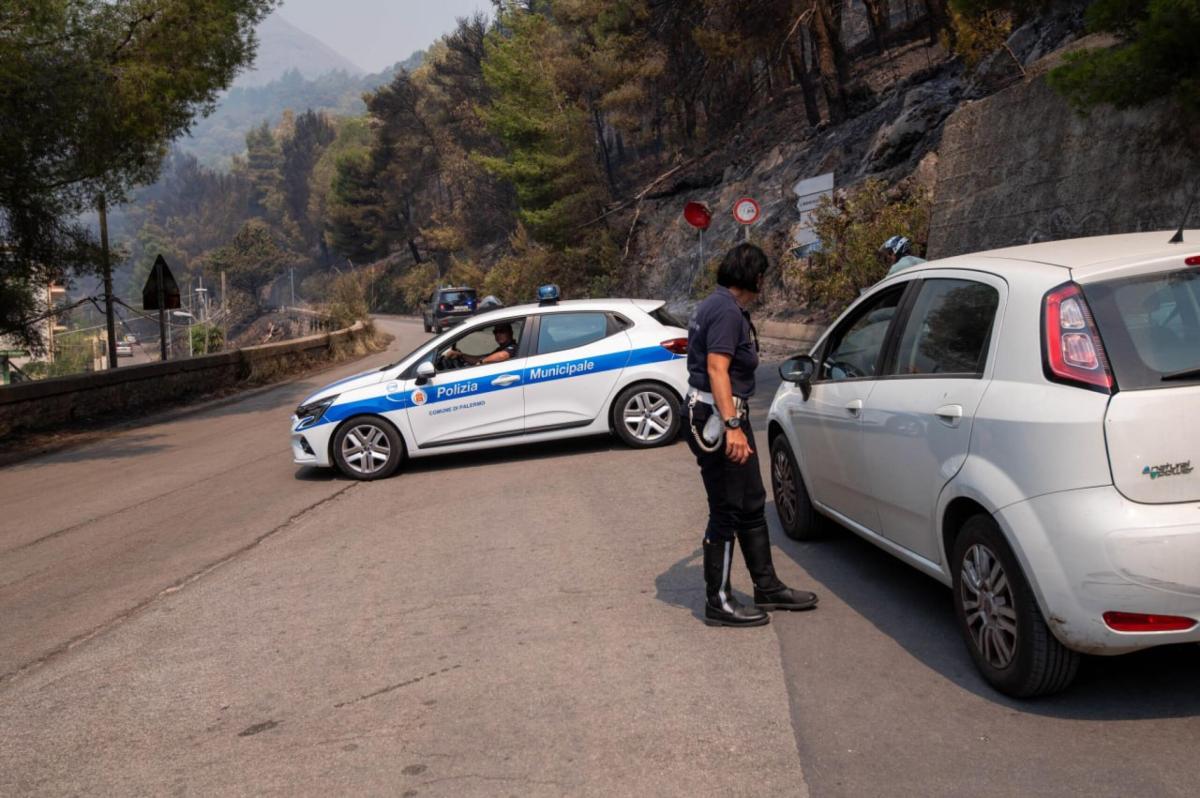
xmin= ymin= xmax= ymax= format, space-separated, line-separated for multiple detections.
xmin=305 ymin=345 xmax=681 ymax=431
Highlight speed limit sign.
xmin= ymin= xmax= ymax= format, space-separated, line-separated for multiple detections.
xmin=732 ymin=197 xmax=760 ymax=225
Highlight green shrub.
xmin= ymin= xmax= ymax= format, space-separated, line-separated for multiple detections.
xmin=800 ymin=179 xmax=931 ymax=309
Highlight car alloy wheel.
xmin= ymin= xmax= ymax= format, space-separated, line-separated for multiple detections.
xmin=772 ymin=445 xmax=799 ymax=529
xmin=622 ymin=390 xmax=674 ymax=443
xmin=332 ymin=415 xmax=404 ymax=480
xmin=341 ymin=423 xmax=392 ymax=476
xmin=768 ymin=434 xmax=821 ymax=540
xmin=611 ymin=383 xmax=681 ymax=449
xmin=959 ymin=543 xmax=1018 ymax=670
xmin=950 ymin=514 xmax=1080 ymax=697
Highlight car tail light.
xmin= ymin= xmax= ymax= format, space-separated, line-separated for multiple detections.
xmin=1042 ymin=282 xmax=1114 ymax=393
xmin=1186 ymin=255 xmax=1200 ymax=266
xmin=660 ymin=338 xmax=688 ymax=355
xmin=438 ymin=302 xmax=453 ymax=312
xmin=1103 ymin=611 xmax=1197 ymax=632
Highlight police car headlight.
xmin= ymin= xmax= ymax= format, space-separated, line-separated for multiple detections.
xmin=295 ymin=395 xmax=337 ymax=427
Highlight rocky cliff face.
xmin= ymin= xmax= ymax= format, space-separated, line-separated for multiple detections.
xmin=930 ymin=41 xmax=1197 ymax=257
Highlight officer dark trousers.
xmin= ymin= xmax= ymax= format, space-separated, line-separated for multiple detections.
xmin=687 ymin=403 xmax=819 ymax=627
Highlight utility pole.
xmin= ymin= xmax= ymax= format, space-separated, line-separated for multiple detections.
xmin=98 ymin=194 xmax=118 ymax=369
xmin=221 ymin=270 xmax=227 ymax=353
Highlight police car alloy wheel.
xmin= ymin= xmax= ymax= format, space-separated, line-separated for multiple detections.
xmin=950 ymin=515 xmax=1079 ymax=698
xmin=769 ymin=434 xmax=822 ymax=540
xmin=612 ymin=383 xmax=680 ymax=448
xmin=332 ymin=415 xmax=404 ymax=480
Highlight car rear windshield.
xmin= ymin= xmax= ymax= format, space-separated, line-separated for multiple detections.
xmin=649 ymin=305 xmax=686 ymax=329
xmin=1083 ymin=267 xmax=1200 ymax=389
xmin=440 ymin=290 xmax=476 ymax=304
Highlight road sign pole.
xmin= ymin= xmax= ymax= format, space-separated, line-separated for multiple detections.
xmin=156 ymin=258 xmax=168 ymax=360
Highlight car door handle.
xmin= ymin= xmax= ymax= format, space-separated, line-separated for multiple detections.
xmin=846 ymin=399 xmax=863 ymax=417
xmin=492 ymin=375 xmax=521 ymax=387
xmin=935 ymin=404 xmax=964 ymax=427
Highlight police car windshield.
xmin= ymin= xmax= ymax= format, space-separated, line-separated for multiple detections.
xmin=441 ymin=290 xmax=476 ymax=304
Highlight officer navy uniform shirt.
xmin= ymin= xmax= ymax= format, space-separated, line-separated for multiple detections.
xmin=492 ymin=339 xmax=518 ymax=359
xmin=687 ymin=286 xmax=759 ymax=399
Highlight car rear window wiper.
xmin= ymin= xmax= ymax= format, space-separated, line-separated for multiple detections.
xmin=1161 ymin=366 xmax=1200 ymax=381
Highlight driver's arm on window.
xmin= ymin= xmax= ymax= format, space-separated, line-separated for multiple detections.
xmin=479 ymin=350 xmax=512 ymax=365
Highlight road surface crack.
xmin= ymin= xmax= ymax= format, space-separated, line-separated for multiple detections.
xmin=0 ymin=482 xmax=360 ymax=690
xmin=334 ymin=664 xmax=463 ymax=709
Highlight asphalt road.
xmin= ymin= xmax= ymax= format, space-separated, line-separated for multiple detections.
xmin=1 ymin=314 xmax=1197 ymax=796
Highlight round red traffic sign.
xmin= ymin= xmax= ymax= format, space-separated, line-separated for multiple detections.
xmin=732 ymin=197 xmax=760 ymax=225
xmin=683 ymin=202 xmax=712 ymax=230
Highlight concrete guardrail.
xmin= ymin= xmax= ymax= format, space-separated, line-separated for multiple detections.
xmin=0 ymin=321 xmax=369 ymax=438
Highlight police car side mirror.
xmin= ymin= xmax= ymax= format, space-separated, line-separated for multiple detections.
xmin=416 ymin=360 xmax=436 ymax=385
xmin=780 ymin=355 xmax=815 ymax=401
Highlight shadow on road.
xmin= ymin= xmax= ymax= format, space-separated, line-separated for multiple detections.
xmin=8 ymin=432 xmax=172 ymax=469
xmin=766 ymin=502 xmax=1200 ymax=720
xmin=295 ymin=433 xmax=689 ymax=480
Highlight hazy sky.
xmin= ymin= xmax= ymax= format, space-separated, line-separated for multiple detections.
xmin=277 ymin=0 xmax=493 ymax=73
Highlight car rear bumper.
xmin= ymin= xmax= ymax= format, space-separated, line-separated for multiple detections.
xmin=436 ymin=314 xmax=471 ymax=329
xmin=997 ymin=485 xmax=1200 ymax=654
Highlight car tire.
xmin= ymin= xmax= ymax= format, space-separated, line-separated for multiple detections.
xmin=331 ymin=415 xmax=404 ymax=481
xmin=951 ymin=514 xmax=1080 ymax=698
xmin=769 ymin=433 xmax=823 ymax=541
xmin=611 ymin=383 xmax=681 ymax=449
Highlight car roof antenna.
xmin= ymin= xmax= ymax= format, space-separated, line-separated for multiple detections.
xmin=1169 ymin=179 xmax=1199 ymax=244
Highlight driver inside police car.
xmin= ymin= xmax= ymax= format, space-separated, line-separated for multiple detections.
xmin=444 ymin=323 xmax=517 ymax=366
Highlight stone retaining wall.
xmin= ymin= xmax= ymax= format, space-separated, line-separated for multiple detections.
xmin=0 ymin=322 xmax=369 ymax=438
xmin=929 ymin=61 xmax=1195 ymax=259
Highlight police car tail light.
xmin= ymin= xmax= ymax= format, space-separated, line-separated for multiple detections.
xmin=660 ymin=338 xmax=688 ymax=355
xmin=1103 ymin=611 xmax=1196 ymax=633
xmin=1042 ymin=282 xmax=1113 ymax=393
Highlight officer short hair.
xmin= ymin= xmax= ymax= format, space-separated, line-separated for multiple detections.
xmin=716 ymin=243 xmax=770 ymax=292
xmin=494 ymin=322 xmax=513 ymax=335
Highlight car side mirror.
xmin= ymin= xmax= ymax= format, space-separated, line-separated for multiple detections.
xmin=416 ymin=360 xmax=435 ymax=385
xmin=779 ymin=355 xmax=815 ymax=400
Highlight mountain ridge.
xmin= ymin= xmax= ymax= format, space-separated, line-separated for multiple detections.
xmin=235 ymin=12 xmax=364 ymax=88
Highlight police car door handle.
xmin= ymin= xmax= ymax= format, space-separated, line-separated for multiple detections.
xmin=846 ymin=399 xmax=863 ymax=417
xmin=492 ymin=375 xmax=521 ymax=387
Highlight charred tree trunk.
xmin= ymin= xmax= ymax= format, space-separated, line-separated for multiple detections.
xmin=809 ymin=0 xmax=849 ymax=123
xmin=790 ymin=35 xmax=822 ymax=128
xmin=925 ymin=0 xmax=950 ymax=44
xmin=592 ymin=105 xmax=618 ymax=197
xmin=862 ymin=0 xmax=891 ymax=53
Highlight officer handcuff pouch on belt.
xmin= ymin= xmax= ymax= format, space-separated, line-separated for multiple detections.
xmin=688 ymin=390 xmax=748 ymax=453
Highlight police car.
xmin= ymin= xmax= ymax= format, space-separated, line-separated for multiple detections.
xmin=291 ymin=287 xmax=690 ymax=479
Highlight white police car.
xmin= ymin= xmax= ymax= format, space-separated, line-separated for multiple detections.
xmin=291 ymin=289 xmax=690 ymax=479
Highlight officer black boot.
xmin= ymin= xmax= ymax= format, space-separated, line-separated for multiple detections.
xmin=703 ymin=540 xmax=769 ymax=627
xmin=737 ymin=525 xmax=819 ymax=611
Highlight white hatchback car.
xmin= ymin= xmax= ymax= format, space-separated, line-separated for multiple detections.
xmin=291 ymin=298 xmax=689 ymax=480
xmin=768 ymin=231 xmax=1200 ymax=697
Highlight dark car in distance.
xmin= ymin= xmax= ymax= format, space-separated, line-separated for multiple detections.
xmin=422 ymin=287 xmax=478 ymax=333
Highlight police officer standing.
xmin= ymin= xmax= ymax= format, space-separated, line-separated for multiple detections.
xmin=686 ymin=243 xmax=819 ymax=627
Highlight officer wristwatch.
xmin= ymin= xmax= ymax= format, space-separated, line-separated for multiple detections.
xmin=723 ymin=416 xmax=742 ymax=430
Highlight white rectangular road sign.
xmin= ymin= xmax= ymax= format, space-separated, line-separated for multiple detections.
xmin=792 ymin=172 xmax=835 ymax=248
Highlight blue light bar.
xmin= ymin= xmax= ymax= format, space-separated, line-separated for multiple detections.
xmin=537 ymin=284 xmax=560 ymax=305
